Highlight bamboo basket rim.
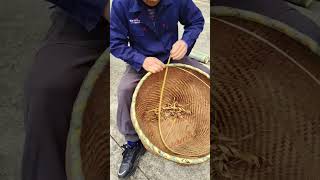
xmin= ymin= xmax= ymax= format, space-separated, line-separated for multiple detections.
xmin=211 ymin=6 xmax=320 ymax=58
xmin=130 ymin=63 xmax=210 ymax=164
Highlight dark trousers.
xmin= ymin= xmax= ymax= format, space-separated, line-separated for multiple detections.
xmin=117 ymin=57 xmax=210 ymax=141
xmin=22 ymin=9 xmax=108 ymax=180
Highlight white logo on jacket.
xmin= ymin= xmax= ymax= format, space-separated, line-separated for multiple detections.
xmin=129 ymin=18 xmax=141 ymax=24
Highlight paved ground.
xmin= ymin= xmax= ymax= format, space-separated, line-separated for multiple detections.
xmin=0 ymin=1 xmax=50 ymax=179
xmin=109 ymin=1 xmax=210 ymax=180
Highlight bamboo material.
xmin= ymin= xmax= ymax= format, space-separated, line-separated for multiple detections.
xmin=66 ymin=50 xmax=109 ymax=180
xmin=211 ymin=7 xmax=320 ymax=179
xmin=157 ymin=59 xmax=210 ymax=157
xmin=131 ymin=63 xmax=210 ymax=164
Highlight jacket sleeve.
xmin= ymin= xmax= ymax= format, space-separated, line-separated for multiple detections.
xmin=179 ymin=0 xmax=205 ymax=55
xmin=46 ymin=0 xmax=107 ymax=31
xmin=110 ymin=0 xmax=146 ymax=72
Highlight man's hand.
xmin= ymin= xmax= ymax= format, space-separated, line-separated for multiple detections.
xmin=170 ymin=40 xmax=188 ymax=60
xmin=142 ymin=57 xmax=165 ymax=73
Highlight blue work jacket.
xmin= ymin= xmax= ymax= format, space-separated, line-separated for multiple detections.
xmin=110 ymin=0 xmax=204 ymax=72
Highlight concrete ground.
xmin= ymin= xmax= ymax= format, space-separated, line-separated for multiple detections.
xmin=0 ymin=1 xmax=50 ymax=179
xmin=109 ymin=1 xmax=210 ymax=180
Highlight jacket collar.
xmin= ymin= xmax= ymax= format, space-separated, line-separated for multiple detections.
xmin=129 ymin=0 xmax=173 ymax=13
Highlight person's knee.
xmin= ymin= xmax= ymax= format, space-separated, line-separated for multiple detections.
xmin=202 ymin=66 xmax=210 ymax=75
xmin=118 ymin=81 xmax=137 ymax=97
xmin=25 ymin=45 xmax=87 ymax=97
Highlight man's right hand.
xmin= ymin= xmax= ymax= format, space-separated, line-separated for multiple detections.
xmin=142 ymin=57 xmax=165 ymax=73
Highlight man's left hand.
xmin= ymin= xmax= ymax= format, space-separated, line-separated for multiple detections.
xmin=170 ymin=40 xmax=188 ymax=60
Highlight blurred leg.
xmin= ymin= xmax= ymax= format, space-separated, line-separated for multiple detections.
xmin=22 ymin=9 xmax=108 ymax=180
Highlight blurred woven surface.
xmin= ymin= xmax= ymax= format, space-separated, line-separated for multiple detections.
xmin=212 ymin=16 xmax=320 ymax=179
xmin=79 ymin=64 xmax=109 ymax=180
xmin=135 ymin=66 xmax=210 ymax=158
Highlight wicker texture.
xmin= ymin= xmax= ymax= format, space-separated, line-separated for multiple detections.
xmin=133 ymin=65 xmax=210 ymax=159
xmin=212 ymin=13 xmax=320 ymax=179
xmin=80 ymin=64 xmax=109 ymax=180
xmin=66 ymin=52 xmax=109 ymax=180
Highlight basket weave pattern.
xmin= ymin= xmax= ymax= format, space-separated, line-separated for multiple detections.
xmin=80 ymin=65 xmax=109 ymax=180
xmin=212 ymin=14 xmax=320 ymax=179
xmin=133 ymin=64 xmax=210 ymax=161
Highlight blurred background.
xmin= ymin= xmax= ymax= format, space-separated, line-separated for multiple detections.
xmin=0 ymin=1 xmax=51 ymax=180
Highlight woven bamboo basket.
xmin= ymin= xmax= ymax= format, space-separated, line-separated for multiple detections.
xmin=131 ymin=63 xmax=210 ymax=164
xmin=64 ymin=53 xmax=210 ymax=180
xmin=66 ymin=51 xmax=109 ymax=180
xmin=212 ymin=6 xmax=320 ymax=179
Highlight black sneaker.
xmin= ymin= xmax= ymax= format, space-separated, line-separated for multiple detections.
xmin=117 ymin=141 xmax=146 ymax=178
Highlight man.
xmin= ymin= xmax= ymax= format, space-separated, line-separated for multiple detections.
xmin=22 ymin=1 xmax=109 ymax=180
xmin=110 ymin=0 xmax=209 ymax=178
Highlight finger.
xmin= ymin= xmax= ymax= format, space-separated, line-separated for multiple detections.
xmin=155 ymin=68 xmax=162 ymax=73
xmin=174 ymin=43 xmax=185 ymax=57
xmin=170 ymin=46 xmax=181 ymax=57
xmin=170 ymin=42 xmax=180 ymax=55
xmin=152 ymin=65 xmax=161 ymax=73
xmin=150 ymin=61 xmax=161 ymax=70
xmin=171 ymin=51 xmax=179 ymax=60
xmin=172 ymin=46 xmax=185 ymax=60
xmin=171 ymin=41 xmax=178 ymax=50
xmin=149 ymin=67 xmax=157 ymax=73
xmin=159 ymin=62 xmax=165 ymax=69
xmin=171 ymin=54 xmax=177 ymax=60
xmin=176 ymin=44 xmax=187 ymax=59
xmin=156 ymin=62 xmax=165 ymax=71
xmin=175 ymin=48 xmax=187 ymax=60
xmin=171 ymin=51 xmax=181 ymax=60
xmin=150 ymin=58 xmax=164 ymax=68
xmin=148 ymin=64 xmax=158 ymax=73
xmin=153 ymin=62 xmax=164 ymax=71
xmin=147 ymin=66 xmax=155 ymax=73
xmin=154 ymin=59 xmax=165 ymax=68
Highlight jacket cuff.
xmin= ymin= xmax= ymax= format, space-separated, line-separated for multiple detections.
xmin=132 ymin=54 xmax=146 ymax=72
xmin=181 ymin=36 xmax=192 ymax=49
xmin=181 ymin=36 xmax=195 ymax=55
